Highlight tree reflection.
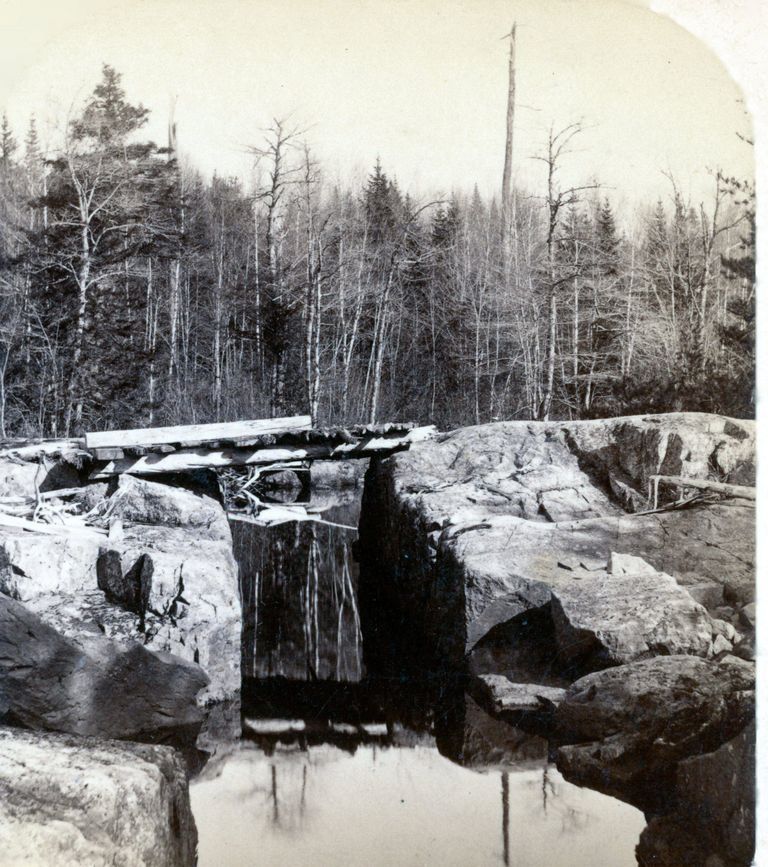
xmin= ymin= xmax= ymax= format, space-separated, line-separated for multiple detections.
xmin=236 ymin=496 xmax=363 ymax=682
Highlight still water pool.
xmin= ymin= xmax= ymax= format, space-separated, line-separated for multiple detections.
xmin=189 ymin=492 xmax=645 ymax=866
xmin=191 ymin=742 xmax=643 ymax=867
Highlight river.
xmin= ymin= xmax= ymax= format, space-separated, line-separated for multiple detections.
xmin=190 ymin=491 xmax=645 ymax=866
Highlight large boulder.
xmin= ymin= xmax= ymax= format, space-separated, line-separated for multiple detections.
xmin=109 ymin=474 xmax=230 ymax=541
xmin=0 ymin=533 xmax=101 ymax=601
xmin=0 ymin=726 xmax=197 ymax=866
xmin=636 ymin=720 xmax=755 ymax=867
xmin=0 ymin=594 xmax=208 ymax=739
xmin=554 ymin=655 xmax=754 ymax=797
xmin=4 ymin=475 xmax=242 ymax=705
xmin=549 ymin=556 xmax=718 ymax=668
xmin=424 ymin=502 xmax=750 ymax=665
xmin=0 ymin=454 xmax=82 ymax=500
xmin=470 ymin=674 xmax=566 ymax=717
xmin=96 ymin=526 xmax=241 ymax=703
xmin=359 ymin=413 xmax=755 ymax=671
xmin=0 ymin=459 xmax=45 ymax=499
xmin=562 ymin=413 xmax=755 ymax=493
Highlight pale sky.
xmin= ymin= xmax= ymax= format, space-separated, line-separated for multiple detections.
xmin=0 ymin=0 xmax=757 ymax=210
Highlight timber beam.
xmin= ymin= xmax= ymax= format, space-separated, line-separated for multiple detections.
xmin=88 ymin=425 xmax=435 ymax=479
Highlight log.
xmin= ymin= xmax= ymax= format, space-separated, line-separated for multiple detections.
xmin=89 ymin=426 xmax=437 ymax=479
xmin=649 ymin=474 xmax=756 ymax=508
xmin=0 ymin=439 xmax=86 ymax=461
xmin=0 ymin=512 xmax=106 ymax=538
xmin=84 ymin=415 xmax=312 ymax=450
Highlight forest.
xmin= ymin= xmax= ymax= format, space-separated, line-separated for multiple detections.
xmin=0 ymin=66 xmax=756 ymax=437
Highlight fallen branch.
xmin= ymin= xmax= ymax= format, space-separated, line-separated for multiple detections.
xmin=0 ymin=511 xmax=107 ymax=538
xmin=648 ymin=474 xmax=756 ymax=510
xmin=228 ymin=509 xmax=357 ymax=531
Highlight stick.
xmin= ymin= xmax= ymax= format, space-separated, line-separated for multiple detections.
xmin=0 ymin=512 xmax=107 ymax=538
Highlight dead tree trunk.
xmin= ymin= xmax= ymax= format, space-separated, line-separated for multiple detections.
xmin=500 ymin=23 xmax=516 ymax=248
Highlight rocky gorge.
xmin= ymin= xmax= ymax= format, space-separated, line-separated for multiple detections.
xmin=0 ymin=410 xmax=757 ymax=865
xmin=359 ymin=412 xmax=756 ymax=865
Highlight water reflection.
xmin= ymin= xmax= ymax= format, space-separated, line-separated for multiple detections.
xmin=235 ymin=498 xmax=363 ymax=682
xmin=191 ymin=740 xmax=644 ymax=867
xmin=203 ymin=493 xmax=646 ymax=866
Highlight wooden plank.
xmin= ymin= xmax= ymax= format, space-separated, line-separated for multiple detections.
xmin=91 ymin=445 xmax=358 ymax=478
xmin=84 ymin=415 xmax=313 ymax=450
xmin=89 ymin=426 xmax=436 ymax=479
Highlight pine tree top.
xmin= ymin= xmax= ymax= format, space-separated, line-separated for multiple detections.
xmin=1 ymin=113 xmax=17 ymax=165
xmin=70 ymin=64 xmax=149 ymax=145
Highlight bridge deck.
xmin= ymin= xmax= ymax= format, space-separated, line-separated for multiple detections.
xmin=1 ymin=417 xmax=435 ymax=478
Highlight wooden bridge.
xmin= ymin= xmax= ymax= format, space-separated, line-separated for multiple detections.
xmin=0 ymin=416 xmax=435 ymax=480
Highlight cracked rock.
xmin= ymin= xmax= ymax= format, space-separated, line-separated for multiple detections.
xmin=554 ymin=655 xmax=755 ymax=796
xmin=0 ymin=726 xmax=197 ymax=866
xmin=550 ymin=560 xmax=717 ymax=668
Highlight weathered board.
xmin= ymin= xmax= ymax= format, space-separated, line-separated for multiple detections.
xmin=89 ymin=426 xmax=436 ymax=479
xmin=84 ymin=415 xmax=312 ymax=450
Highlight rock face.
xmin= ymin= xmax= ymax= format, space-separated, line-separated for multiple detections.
xmin=672 ymin=721 xmax=755 ymax=864
xmin=0 ymin=533 xmax=101 ymax=601
xmin=1 ymin=475 xmax=242 ymax=704
xmin=359 ymin=413 xmax=755 ymax=668
xmin=358 ymin=412 xmax=755 ymax=861
xmin=636 ymin=722 xmax=755 ymax=866
xmin=96 ymin=528 xmax=241 ymax=703
xmin=0 ymin=594 xmax=208 ymax=739
xmin=549 ymin=557 xmax=717 ymax=669
xmin=310 ymin=459 xmax=367 ymax=488
xmin=110 ymin=474 xmax=231 ymax=541
xmin=470 ymin=674 xmax=566 ymax=716
xmin=554 ymin=656 xmax=754 ymax=796
xmin=0 ymin=726 xmax=197 ymax=866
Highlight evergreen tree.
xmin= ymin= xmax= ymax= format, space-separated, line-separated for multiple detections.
xmin=364 ymin=158 xmax=401 ymax=246
xmin=70 ymin=64 xmax=149 ymax=145
xmin=0 ymin=114 xmax=17 ymax=167
xmin=596 ymin=197 xmax=619 ymax=274
xmin=716 ymin=177 xmax=755 ymax=416
xmin=28 ymin=66 xmax=164 ymax=431
xmin=431 ymin=198 xmax=460 ymax=249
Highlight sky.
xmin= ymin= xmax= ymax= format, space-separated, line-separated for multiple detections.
xmin=0 ymin=0 xmax=757 ymax=211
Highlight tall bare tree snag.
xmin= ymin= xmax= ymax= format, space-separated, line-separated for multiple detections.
xmin=250 ymin=119 xmax=302 ymax=414
xmin=500 ymin=23 xmax=516 ymax=246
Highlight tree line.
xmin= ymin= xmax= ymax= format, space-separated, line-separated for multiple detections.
xmin=0 ymin=66 xmax=755 ymax=437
